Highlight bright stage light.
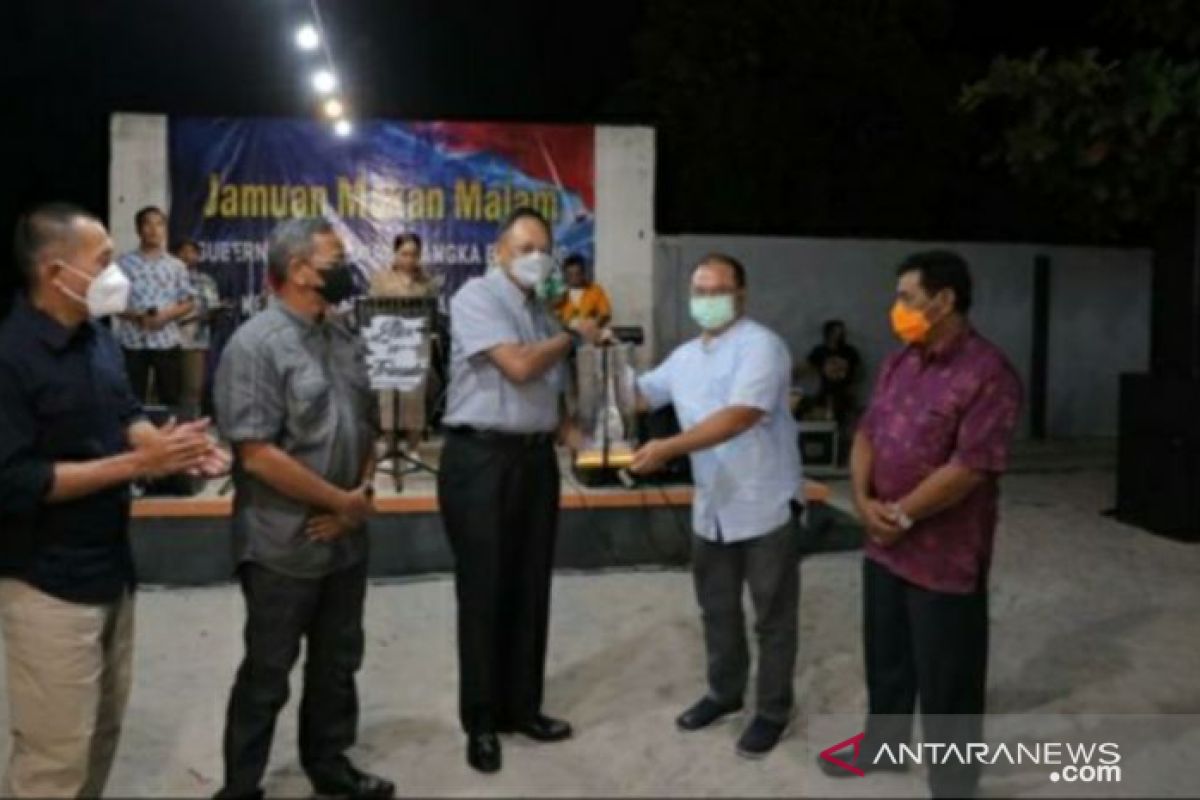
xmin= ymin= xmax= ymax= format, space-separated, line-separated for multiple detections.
xmin=312 ymin=69 xmax=337 ymax=94
xmin=295 ymin=24 xmax=319 ymax=51
xmin=323 ymin=98 xmax=344 ymax=118
xmin=334 ymin=119 xmax=353 ymax=137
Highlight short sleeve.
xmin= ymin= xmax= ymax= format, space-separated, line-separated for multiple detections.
xmin=116 ymin=253 xmax=135 ymax=278
xmin=593 ymin=285 xmax=612 ymax=318
xmin=450 ymin=283 xmax=521 ymax=360
xmin=214 ymin=335 xmax=285 ymax=443
xmin=952 ymin=362 xmax=1023 ymax=474
xmin=728 ymin=337 xmax=788 ymax=412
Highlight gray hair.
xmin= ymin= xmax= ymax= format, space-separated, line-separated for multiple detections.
xmin=266 ymin=218 xmax=335 ymax=284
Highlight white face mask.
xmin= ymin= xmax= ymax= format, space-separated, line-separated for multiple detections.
xmin=57 ymin=261 xmax=131 ymax=318
xmin=509 ymin=251 xmax=556 ymax=289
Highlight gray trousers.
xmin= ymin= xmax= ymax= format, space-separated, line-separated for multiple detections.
xmin=692 ymin=519 xmax=799 ymax=723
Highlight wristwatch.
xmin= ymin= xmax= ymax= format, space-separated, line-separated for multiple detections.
xmin=890 ymin=503 xmax=915 ymax=531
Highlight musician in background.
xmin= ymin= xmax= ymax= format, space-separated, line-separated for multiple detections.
xmin=175 ymin=238 xmax=221 ymax=418
xmin=556 ymin=253 xmax=611 ymax=328
xmin=370 ymin=233 xmax=436 ymax=457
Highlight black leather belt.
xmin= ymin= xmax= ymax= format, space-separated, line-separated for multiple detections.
xmin=445 ymin=425 xmax=556 ymax=446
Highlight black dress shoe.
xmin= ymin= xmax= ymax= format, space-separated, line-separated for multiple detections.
xmin=509 ymin=713 xmax=573 ymax=742
xmin=468 ymin=731 xmax=502 ymax=773
xmin=676 ymin=696 xmax=744 ymax=731
xmin=309 ymin=763 xmax=395 ymax=798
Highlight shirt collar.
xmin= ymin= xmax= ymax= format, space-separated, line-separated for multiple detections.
xmin=920 ymin=323 xmax=972 ymax=363
xmin=271 ymin=296 xmax=323 ymax=335
xmin=16 ymin=295 xmax=90 ymax=352
xmin=700 ymin=316 xmax=748 ymax=351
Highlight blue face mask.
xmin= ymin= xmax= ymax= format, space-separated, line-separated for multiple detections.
xmin=689 ymin=294 xmax=737 ymax=330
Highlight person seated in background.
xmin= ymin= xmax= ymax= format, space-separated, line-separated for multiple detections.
xmin=369 ymin=233 xmax=437 ymax=458
xmin=806 ymin=319 xmax=861 ymax=426
xmin=801 ymin=319 xmax=862 ymax=464
xmin=370 ymin=233 xmax=434 ymax=299
xmin=556 ymin=253 xmax=611 ymax=328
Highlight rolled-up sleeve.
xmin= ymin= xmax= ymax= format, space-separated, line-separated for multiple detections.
xmin=0 ymin=362 xmax=54 ymax=513
xmin=214 ymin=337 xmax=285 ymax=443
xmin=952 ymin=361 xmax=1023 ymax=474
xmin=729 ymin=337 xmax=788 ymax=412
xmin=451 ymin=283 xmax=520 ymax=361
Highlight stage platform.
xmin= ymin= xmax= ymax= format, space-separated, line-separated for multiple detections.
xmin=129 ymin=446 xmax=853 ymax=586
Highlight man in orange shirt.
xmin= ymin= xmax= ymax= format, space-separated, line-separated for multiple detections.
xmin=556 ymin=254 xmax=611 ymax=328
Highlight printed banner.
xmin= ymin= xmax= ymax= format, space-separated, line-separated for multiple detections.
xmin=168 ymin=118 xmax=595 ymax=305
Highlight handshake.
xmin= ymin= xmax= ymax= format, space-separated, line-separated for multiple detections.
xmin=135 ymin=418 xmax=230 ymax=480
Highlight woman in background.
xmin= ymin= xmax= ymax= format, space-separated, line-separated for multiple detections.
xmin=370 ymin=234 xmax=438 ymax=461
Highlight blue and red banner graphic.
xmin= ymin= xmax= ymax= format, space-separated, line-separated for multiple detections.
xmin=168 ymin=118 xmax=595 ymax=301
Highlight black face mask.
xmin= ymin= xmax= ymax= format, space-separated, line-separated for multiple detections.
xmin=315 ymin=262 xmax=358 ymax=304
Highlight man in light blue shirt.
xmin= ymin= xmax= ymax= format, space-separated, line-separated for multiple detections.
xmin=632 ymin=252 xmax=802 ymax=759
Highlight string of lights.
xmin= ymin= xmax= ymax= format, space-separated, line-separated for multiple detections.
xmin=294 ymin=0 xmax=352 ymax=137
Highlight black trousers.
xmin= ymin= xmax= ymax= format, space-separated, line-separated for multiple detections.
xmin=692 ymin=521 xmax=799 ymax=723
xmin=863 ymin=558 xmax=989 ymax=799
xmin=123 ymin=346 xmax=184 ymax=408
xmin=437 ymin=430 xmax=560 ymax=734
xmin=219 ymin=561 xmax=367 ymax=797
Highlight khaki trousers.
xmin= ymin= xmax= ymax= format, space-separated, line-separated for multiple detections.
xmin=0 ymin=580 xmax=134 ymax=798
xmin=181 ymin=348 xmax=208 ymax=417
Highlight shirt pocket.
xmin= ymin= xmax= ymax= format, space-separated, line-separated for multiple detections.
xmin=914 ymin=400 xmax=959 ymax=459
xmin=286 ymin=368 xmax=332 ymax=439
xmin=35 ymin=388 xmax=107 ymax=459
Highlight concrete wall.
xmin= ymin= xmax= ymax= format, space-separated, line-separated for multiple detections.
xmin=655 ymin=235 xmax=1151 ymax=439
xmin=109 ymin=113 xmax=169 ymax=252
xmin=595 ymin=127 xmax=656 ymax=355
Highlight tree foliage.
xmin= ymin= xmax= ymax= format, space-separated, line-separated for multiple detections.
xmin=959 ymin=1 xmax=1200 ymax=237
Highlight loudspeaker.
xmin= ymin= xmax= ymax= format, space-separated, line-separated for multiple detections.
xmin=1116 ymin=374 xmax=1200 ymax=540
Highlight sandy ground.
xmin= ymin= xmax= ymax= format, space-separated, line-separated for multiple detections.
xmin=1 ymin=464 xmax=1199 ymax=797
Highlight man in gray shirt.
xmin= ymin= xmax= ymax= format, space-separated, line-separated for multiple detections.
xmin=213 ymin=218 xmax=392 ymax=799
xmin=438 ymin=207 xmax=602 ymax=774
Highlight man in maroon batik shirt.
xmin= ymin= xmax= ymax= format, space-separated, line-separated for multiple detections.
xmin=819 ymin=250 xmax=1022 ymax=800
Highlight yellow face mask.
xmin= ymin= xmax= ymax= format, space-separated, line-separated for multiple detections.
xmin=890 ymin=301 xmax=931 ymax=344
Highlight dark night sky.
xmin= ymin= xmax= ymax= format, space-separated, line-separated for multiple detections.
xmin=2 ymin=0 xmax=1122 ymax=261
